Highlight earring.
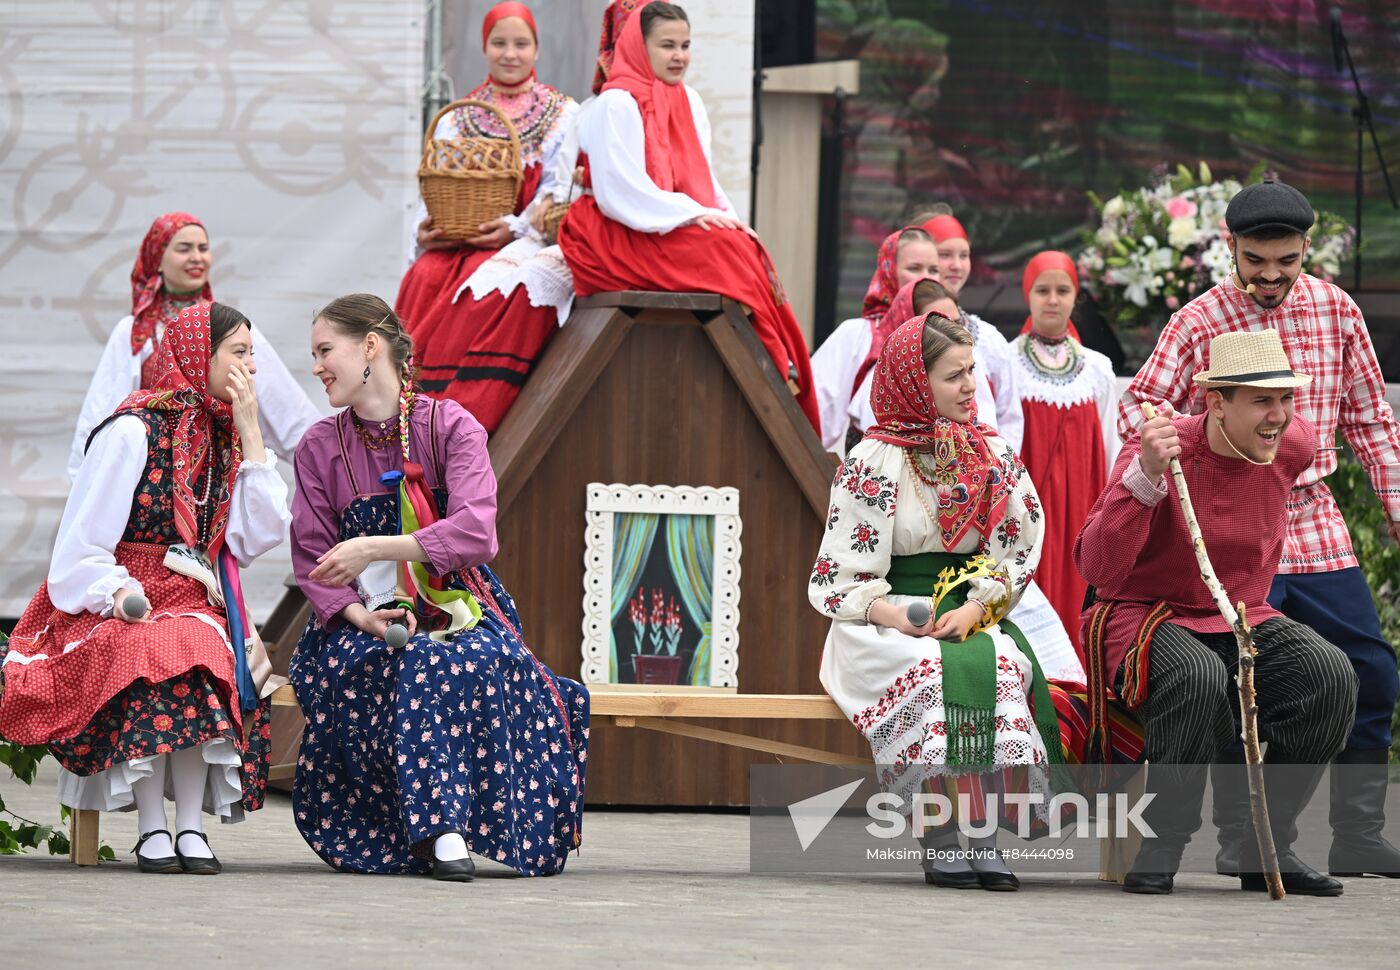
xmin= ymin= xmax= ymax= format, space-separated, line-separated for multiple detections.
xmin=362 ymin=363 xmax=371 ymax=384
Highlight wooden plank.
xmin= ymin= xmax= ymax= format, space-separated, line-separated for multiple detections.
xmin=69 ymin=808 xmax=100 ymax=866
xmin=591 ymin=689 xmax=843 ymax=720
xmin=269 ymin=763 xmax=296 ymax=782
xmin=700 ymin=302 xmax=837 ymax=517
xmin=620 ymin=716 xmax=867 ymax=766
xmin=576 ymin=291 xmax=725 ymax=311
xmin=490 ymin=305 xmax=634 ymax=513
xmin=272 ymin=684 xmax=297 ymax=707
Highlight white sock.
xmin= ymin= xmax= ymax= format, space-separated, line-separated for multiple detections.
xmin=131 ymin=757 xmax=171 ymax=858
xmin=434 ymin=832 xmax=469 ymax=862
xmin=169 ymin=745 xmax=213 ymax=859
xmin=921 ymin=826 xmax=972 ymax=875
xmin=967 ymin=833 xmax=1012 ymax=874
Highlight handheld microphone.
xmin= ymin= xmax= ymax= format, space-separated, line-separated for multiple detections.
xmin=906 ymin=601 xmax=931 ymax=628
xmin=385 ymin=622 xmax=410 ymax=649
xmin=119 ymin=593 xmax=150 ymax=620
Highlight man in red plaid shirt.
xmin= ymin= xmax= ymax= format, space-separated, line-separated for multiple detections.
xmin=1119 ymin=178 xmax=1400 ymax=880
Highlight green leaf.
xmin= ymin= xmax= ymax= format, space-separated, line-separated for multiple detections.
xmin=98 ymin=845 xmax=117 ymax=862
xmin=47 ymin=831 xmax=70 ymax=856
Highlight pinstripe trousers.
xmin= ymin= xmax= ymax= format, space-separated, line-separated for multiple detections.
xmin=1122 ymin=617 xmax=1358 ymax=766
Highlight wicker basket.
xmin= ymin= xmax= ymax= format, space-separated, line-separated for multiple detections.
xmin=537 ymin=199 xmax=571 ymax=245
xmin=418 ymin=98 xmax=523 ymax=240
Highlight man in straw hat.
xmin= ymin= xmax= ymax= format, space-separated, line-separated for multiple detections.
xmin=1079 ymin=330 xmax=1357 ymax=895
xmin=1119 ymin=178 xmax=1400 ymax=880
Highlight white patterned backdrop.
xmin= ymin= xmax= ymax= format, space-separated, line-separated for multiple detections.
xmin=0 ymin=0 xmax=755 ymax=621
xmin=0 ymin=1 xmax=425 ymax=618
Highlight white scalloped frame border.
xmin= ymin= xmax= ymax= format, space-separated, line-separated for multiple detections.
xmin=581 ymin=483 xmax=742 ymax=687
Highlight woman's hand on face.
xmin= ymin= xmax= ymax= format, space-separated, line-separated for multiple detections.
xmin=462 ymin=218 xmax=513 ymax=249
xmin=308 ymin=536 xmax=378 ymax=587
xmin=417 ymin=215 xmax=459 ymax=252
xmin=227 ymin=360 xmax=259 ymax=433
xmin=927 ymin=602 xmax=985 ymax=643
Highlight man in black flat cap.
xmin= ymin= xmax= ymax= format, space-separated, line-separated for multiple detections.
xmin=1119 ymin=177 xmax=1400 ymax=881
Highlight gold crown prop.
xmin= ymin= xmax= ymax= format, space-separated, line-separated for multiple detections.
xmin=930 ymin=554 xmax=1012 ymax=635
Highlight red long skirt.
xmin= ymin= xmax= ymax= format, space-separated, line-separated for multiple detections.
xmin=557 ymin=195 xmax=820 ymax=435
xmin=1018 ymin=397 xmax=1108 ymax=661
xmin=414 ymin=287 xmax=560 ymax=433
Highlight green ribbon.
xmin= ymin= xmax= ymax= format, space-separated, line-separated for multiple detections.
xmin=887 ymin=553 xmax=1065 ymax=771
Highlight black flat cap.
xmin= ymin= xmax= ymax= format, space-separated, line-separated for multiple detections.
xmin=1225 ymin=178 xmax=1314 ymax=235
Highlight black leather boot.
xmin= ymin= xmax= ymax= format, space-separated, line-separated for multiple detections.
xmin=1238 ymin=762 xmax=1342 ymax=896
xmin=1211 ymin=751 xmax=1250 ymax=877
xmin=1328 ymin=747 xmax=1400 ymax=878
xmin=1123 ymin=763 xmax=1208 ymax=895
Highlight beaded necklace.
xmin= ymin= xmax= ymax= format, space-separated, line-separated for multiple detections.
xmin=1021 ymin=330 xmax=1085 ymax=384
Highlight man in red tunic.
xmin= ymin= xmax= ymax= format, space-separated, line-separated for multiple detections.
xmin=1075 ymin=330 xmax=1357 ymax=895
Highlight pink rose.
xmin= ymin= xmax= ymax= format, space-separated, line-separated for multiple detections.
xmin=1166 ymin=296 xmax=1180 ymax=309
xmin=1164 ymin=196 xmax=1197 ymax=220
xmin=1179 ymin=256 xmax=1196 ymax=269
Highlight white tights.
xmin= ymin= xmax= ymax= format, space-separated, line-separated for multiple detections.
xmin=130 ymin=746 xmax=213 ymax=859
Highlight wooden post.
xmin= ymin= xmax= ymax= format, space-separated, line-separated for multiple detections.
xmin=69 ymin=808 xmax=100 ymax=866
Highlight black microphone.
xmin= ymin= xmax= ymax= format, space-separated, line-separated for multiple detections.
xmin=385 ymin=622 xmax=410 ymax=649
xmin=1330 ymin=6 xmax=1344 ymax=73
xmin=906 ymin=601 xmax=931 ymax=628
xmin=119 ymin=593 xmax=150 ymax=620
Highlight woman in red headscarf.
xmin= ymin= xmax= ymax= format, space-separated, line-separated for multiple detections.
xmin=556 ymin=1 xmax=820 ymax=433
xmin=69 ymin=213 xmax=321 ymax=480
xmin=1011 ymin=252 xmax=1120 ymax=657
xmin=2 ymin=304 xmax=291 ymax=874
xmin=809 ymin=312 xmax=1065 ymax=891
xmin=395 ymin=2 xmax=579 ymax=422
xmin=811 ymin=225 xmax=937 ymax=452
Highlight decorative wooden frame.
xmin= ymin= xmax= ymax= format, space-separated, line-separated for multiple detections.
xmin=581 ymin=483 xmax=742 ymax=687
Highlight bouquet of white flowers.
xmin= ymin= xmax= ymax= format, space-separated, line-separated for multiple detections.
xmin=1078 ymin=163 xmax=1355 ymax=347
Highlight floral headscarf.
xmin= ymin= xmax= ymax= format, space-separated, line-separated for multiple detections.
xmin=593 ymin=0 xmax=642 ymax=94
xmin=865 ymin=316 xmax=1009 ymax=549
xmin=860 ymin=226 xmax=922 ymax=321
xmin=129 ymin=212 xmax=211 ymax=356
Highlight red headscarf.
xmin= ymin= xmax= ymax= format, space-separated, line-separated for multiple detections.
xmin=129 ymin=212 xmax=212 ymax=356
xmin=860 ymin=226 xmax=924 ymax=320
xmin=853 ymin=276 xmax=932 ymax=398
xmin=921 ymin=214 xmax=967 ymax=244
xmin=1020 ymin=250 xmax=1081 ymax=341
xmin=482 ymin=2 xmax=537 ymax=46
xmin=865 ymin=316 xmax=1010 ymax=549
xmin=593 ymin=0 xmax=642 ymax=94
xmin=108 ymin=304 xmax=241 ymax=557
xmin=601 ymin=0 xmax=716 ymax=208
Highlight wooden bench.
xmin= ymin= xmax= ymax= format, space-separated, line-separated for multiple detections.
xmin=68 ymin=683 xmax=1138 ymax=879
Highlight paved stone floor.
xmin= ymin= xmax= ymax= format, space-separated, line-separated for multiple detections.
xmin=3 ymin=761 xmax=1398 ymax=968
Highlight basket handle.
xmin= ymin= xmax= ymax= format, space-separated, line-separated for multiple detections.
xmin=422 ymin=97 xmax=524 ymax=169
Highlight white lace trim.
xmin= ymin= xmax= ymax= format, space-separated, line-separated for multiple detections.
xmin=452 ymin=239 xmax=577 ymax=326
xmin=57 ymin=736 xmax=247 ymax=822
xmin=1011 ymin=337 xmax=1117 ymax=408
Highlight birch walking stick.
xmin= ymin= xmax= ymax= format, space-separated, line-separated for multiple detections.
xmin=1141 ymin=403 xmax=1284 ymax=900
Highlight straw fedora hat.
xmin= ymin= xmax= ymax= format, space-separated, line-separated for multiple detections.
xmin=1192 ymin=329 xmax=1312 ymax=389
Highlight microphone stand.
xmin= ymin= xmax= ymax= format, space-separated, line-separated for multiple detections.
xmin=1334 ymin=12 xmax=1398 ymax=291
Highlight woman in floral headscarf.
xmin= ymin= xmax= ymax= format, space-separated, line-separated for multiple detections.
xmin=809 ymin=312 xmax=1065 ymax=892
xmin=2 ymin=304 xmax=291 ymax=874
xmin=67 ymin=212 xmax=321 ymax=480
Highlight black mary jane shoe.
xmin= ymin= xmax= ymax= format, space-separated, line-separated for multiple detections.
xmin=974 ymin=869 xmax=1021 ymax=892
xmin=133 ymin=830 xmax=182 ymax=874
xmin=433 ymin=855 xmax=476 ymax=882
xmin=923 ymin=867 xmax=981 ymax=889
xmin=174 ymin=830 xmax=222 ymax=875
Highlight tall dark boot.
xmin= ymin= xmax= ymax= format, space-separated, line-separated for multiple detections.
xmin=1329 ymin=747 xmax=1400 ymax=878
xmin=1238 ymin=761 xmax=1342 ymax=896
xmin=1122 ymin=763 xmax=1208 ymax=895
xmin=1211 ymin=749 xmax=1250 ymax=876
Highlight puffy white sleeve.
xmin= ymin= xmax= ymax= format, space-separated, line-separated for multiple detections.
xmin=808 ymin=444 xmax=900 ymax=622
xmin=69 ymin=317 xmax=144 ymax=482
xmin=811 ymin=318 xmax=872 ymax=452
xmin=50 ymin=415 xmax=149 ymax=615
xmin=225 ymin=449 xmax=292 ymax=568
xmin=1091 ymin=353 xmax=1122 ymax=468
xmin=581 ymin=90 xmax=723 ymax=234
xmin=971 ymin=316 xmax=1024 ymax=453
xmin=969 ymin=440 xmax=1042 ymax=611
xmin=685 ymin=85 xmax=737 ymax=218
xmin=250 ymin=334 xmax=324 ymax=455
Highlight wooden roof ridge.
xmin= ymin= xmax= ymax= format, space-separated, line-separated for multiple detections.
xmin=488 ymin=291 xmax=837 ymax=517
